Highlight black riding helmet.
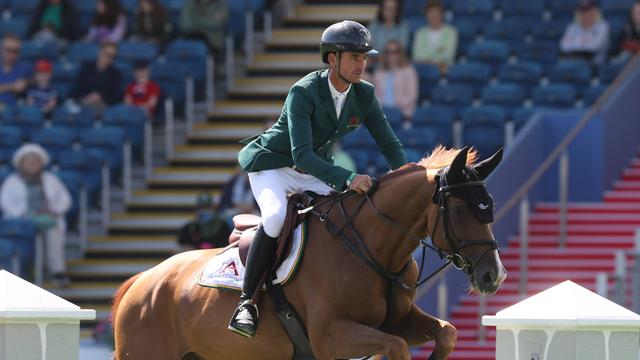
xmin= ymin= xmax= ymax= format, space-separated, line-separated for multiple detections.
xmin=320 ymin=20 xmax=378 ymax=64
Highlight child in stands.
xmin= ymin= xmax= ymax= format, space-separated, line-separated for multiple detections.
xmin=124 ymin=60 xmax=160 ymax=117
xmin=26 ymin=60 xmax=58 ymax=115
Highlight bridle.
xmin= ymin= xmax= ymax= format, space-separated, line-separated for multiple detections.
xmin=302 ymin=168 xmax=500 ymax=329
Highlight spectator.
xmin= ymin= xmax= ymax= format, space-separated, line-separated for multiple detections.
xmin=412 ymin=1 xmax=458 ymax=72
xmin=218 ymin=170 xmax=258 ymax=227
xmin=28 ymin=0 xmax=78 ymax=43
xmin=71 ymin=41 xmax=122 ymax=113
xmin=618 ymin=2 xmax=640 ymax=58
xmin=0 ymin=34 xmax=30 ymax=110
xmin=367 ymin=0 xmax=409 ymax=51
xmin=180 ymin=0 xmax=229 ymax=53
xmin=132 ymin=0 xmax=172 ymax=43
xmin=26 ymin=60 xmax=58 ymax=115
xmin=0 ymin=144 xmax=72 ymax=287
xmin=85 ymin=0 xmax=127 ymax=43
xmin=124 ymin=60 xmax=160 ymax=117
xmin=177 ymin=191 xmax=230 ymax=250
xmin=372 ymin=40 xmax=419 ymax=119
xmin=560 ymin=0 xmax=610 ymax=64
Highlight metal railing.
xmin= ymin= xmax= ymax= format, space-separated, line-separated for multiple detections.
xmin=597 ymin=230 xmax=640 ymax=312
xmin=164 ymin=98 xmax=175 ymax=160
xmin=415 ymin=54 xmax=640 ymax=341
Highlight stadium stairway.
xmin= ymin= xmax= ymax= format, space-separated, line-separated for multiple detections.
xmin=44 ymin=0 xmax=379 ymax=337
xmin=415 ymin=153 xmax=640 ymax=359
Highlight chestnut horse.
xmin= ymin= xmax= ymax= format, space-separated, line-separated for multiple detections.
xmin=112 ymin=146 xmax=506 ymax=360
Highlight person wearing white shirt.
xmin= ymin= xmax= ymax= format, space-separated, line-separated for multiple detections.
xmin=560 ymin=0 xmax=610 ymax=64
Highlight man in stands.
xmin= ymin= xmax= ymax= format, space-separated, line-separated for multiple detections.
xmin=71 ymin=41 xmax=123 ymax=113
xmin=0 ymin=34 xmax=30 ymax=110
xmin=227 ymin=20 xmax=407 ymax=338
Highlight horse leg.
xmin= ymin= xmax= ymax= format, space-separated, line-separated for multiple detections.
xmin=383 ymin=303 xmax=457 ymax=360
xmin=309 ymin=318 xmax=411 ymax=360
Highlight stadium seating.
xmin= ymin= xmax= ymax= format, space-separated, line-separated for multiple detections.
xmin=103 ymin=104 xmax=148 ymax=148
xmin=56 ymin=149 xmax=103 ymax=206
xmin=461 ymin=105 xmax=506 ymax=155
xmin=548 ymin=59 xmax=593 ymax=87
xmin=0 ymin=238 xmax=16 ymax=271
xmin=531 ymin=19 xmax=570 ymax=42
xmin=21 ymin=40 xmax=60 ymax=63
xmin=466 ymin=40 xmax=509 ymax=71
xmin=582 ymin=85 xmax=607 ymax=106
xmin=430 ymin=84 xmax=475 ymax=116
xmin=0 ymin=126 xmax=21 ymax=165
xmin=55 ymin=170 xmax=83 ymax=227
xmin=51 ymin=105 xmax=97 ymax=139
xmin=0 ymin=18 xmax=29 ymax=38
xmin=118 ymin=41 xmax=159 ymax=63
xmin=66 ymin=42 xmax=99 ymax=64
xmin=481 ymin=83 xmax=526 ymax=112
xmin=30 ymin=127 xmax=76 ymax=160
xmin=516 ymin=42 xmax=559 ymax=71
xmin=447 ymin=62 xmax=492 ymax=95
xmin=484 ymin=19 xmax=528 ymax=48
xmin=81 ymin=127 xmax=126 ymax=177
xmin=511 ymin=106 xmax=538 ymax=131
xmin=414 ymin=63 xmax=440 ymax=101
xmin=396 ymin=127 xmax=439 ymax=152
xmin=2 ymin=106 xmax=44 ymax=136
xmin=0 ymin=219 xmax=38 ymax=275
xmin=381 ymin=105 xmax=404 ymax=129
xmin=411 ymin=105 xmax=454 ymax=145
xmin=52 ymin=61 xmax=80 ymax=99
xmin=498 ymin=61 xmax=543 ymax=95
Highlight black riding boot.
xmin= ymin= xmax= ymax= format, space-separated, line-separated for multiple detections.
xmin=228 ymin=225 xmax=278 ymax=338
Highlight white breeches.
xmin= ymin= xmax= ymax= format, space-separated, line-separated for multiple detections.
xmin=248 ymin=167 xmax=333 ymax=237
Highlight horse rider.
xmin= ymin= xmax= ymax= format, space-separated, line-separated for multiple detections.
xmin=228 ymin=20 xmax=408 ymax=338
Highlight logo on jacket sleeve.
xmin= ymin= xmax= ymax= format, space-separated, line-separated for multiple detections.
xmin=348 ymin=116 xmax=360 ymax=128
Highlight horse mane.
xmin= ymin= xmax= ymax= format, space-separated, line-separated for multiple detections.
xmin=381 ymin=145 xmax=479 ymax=182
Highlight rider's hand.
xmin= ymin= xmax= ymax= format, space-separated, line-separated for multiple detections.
xmin=348 ymin=174 xmax=373 ymax=194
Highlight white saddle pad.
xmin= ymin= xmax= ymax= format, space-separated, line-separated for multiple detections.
xmin=197 ymin=223 xmax=307 ymax=290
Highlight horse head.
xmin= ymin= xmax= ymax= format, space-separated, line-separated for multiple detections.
xmin=430 ymin=146 xmax=506 ymax=295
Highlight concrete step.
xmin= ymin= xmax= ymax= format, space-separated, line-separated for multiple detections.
xmin=227 ymin=77 xmax=296 ymax=100
xmin=613 ymin=180 xmax=640 ymax=191
xmin=86 ymin=235 xmax=179 ymax=255
xmin=108 ymin=213 xmax=191 ymax=235
xmin=284 ymin=4 xmax=376 ymax=27
xmin=518 ymin=223 xmax=639 ymax=236
xmin=126 ymin=189 xmax=221 ymax=212
xmin=604 ymin=190 xmax=640 ymax=203
xmin=147 ymin=167 xmax=235 ymax=186
xmin=247 ymin=53 xmax=323 ymax=76
xmin=207 ymin=100 xmax=283 ymax=122
xmin=186 ymin=122 xmax=263 ymax=144
xmin=264 ymin=29 xmax=324 ymax=52
xmin=535 ymin=201 xmax=640 ymax=213
xmin=49 ymin=283 xmax=121 ymax=301
xmin=530 ymin=212 xmax=640 ymax=225
xmin=66 ymin=259 xmax=162 ymax=276
xmin=506 ymin=235 xmax=634 ymax=249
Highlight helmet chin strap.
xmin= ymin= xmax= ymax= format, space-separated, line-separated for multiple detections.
xmin=335 ymin=52 xmax=352 ymax=85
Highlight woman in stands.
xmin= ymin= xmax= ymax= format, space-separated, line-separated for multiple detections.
xmin=618 ymin=1 xmax=640 ymax=59
xmin=227 ymin=21 xmax=407 ymax=338
xmin=132 ymin=0 xmax=172 ymax=43
xmin=28 ymin=0 xmax=78 ymax=43
xmin=367 ymin=0 xmax=409 ymax=52
xmin=0 ymin=144 xmax=71 ymax=287
xmin=412 ymin=1 xmax=458 ymax=73
xmin=372 ymin=39 xmax=418 ymax=120
xmin=85 ymin=0 xmax=127 ymax=43
xmin=560 ymin=0 xmax=610 ymax=64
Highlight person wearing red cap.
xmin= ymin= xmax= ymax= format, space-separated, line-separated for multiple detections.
xmin=26 ymin=60 xmax=58 ymax=115
xmin=560 ymin=0 xmax=610 ymax=64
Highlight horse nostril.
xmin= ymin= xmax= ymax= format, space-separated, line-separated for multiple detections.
xmin=481 ymin=272 xmax=494 ymax=285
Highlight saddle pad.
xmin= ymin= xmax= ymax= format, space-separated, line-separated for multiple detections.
xmin=197 ymin=222 xmax=307 ymax=290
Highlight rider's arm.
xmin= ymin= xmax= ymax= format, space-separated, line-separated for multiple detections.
xmin=287 ymin=86 xmax=352 ymax=191
xmin=363 ymin=95 xmax=407 ymax=170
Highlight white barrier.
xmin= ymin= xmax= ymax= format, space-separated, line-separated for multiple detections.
xmin=0 ymin=270 xmax=95 ymax=360
xmin=483 ymin=281 xmax=640 ymax=360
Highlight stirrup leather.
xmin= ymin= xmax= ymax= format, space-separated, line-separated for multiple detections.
xmin=228 ymin=300 xmax=260 ymax=338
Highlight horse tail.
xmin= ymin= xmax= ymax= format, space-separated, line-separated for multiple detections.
xmin=111 ymin=272 xmax=142 ymax=323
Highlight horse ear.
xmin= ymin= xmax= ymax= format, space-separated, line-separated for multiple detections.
xmin=473 ymin=148 xmax=503 ymax=180
xmin=446 ymin=146 xmax=470 ymax=183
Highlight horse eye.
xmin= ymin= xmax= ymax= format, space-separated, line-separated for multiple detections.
xmin=452 ymin=205 xmax=466 ymax=216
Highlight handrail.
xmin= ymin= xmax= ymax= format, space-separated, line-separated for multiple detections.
xmin=415 ymin=53 xmax=640 ymax=301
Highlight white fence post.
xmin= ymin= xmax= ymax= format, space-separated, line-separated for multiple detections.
xmin=478 ymin=295 xmax=486 ymax=343
xmin=206 ymin=55 xmax=215 ymax=113
xmin=185 ymin=76 xmax=195 ymax=132
xmin=614 ymin=250 xmax=626 ymax=305
xmin=244 ymin=11 xmax=254 ymax=67
xmin=437 ymin=277 xmax=448 ymax=320
xmin=558 ymin=151 xmax=569 ymax=248
xmin=144 ymin=119 xmax=152 ymax=181
xmin=504 ymin=121 xmax=514 ymax=149
xmin=225 ymin=35 xmax=234 ymax=91
xmin=519 ymin=196 xmax=529 ymax=297
xmin=596 ymin=272 xmax=609 ymax=297
xmin=264 ymin=11 xmax=272 ymax=41
xmin=79 ymin=187 xmax=88 ymax=253
xmin=165 ymin=98 xmax=175 ymax=160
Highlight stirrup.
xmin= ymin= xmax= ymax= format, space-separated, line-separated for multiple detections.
xmin=228 ymin=300 xmax=260 ymax=338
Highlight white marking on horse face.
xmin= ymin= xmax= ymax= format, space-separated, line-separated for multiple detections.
xmin=478 ymin=203 xmax=489 ymax=210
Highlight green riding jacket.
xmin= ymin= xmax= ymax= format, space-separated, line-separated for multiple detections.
xmin=237 ymin=69 xmax=407 ymax=191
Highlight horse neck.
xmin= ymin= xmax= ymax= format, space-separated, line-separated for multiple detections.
xmin=362 ymin=168 xmax=435 ymax=272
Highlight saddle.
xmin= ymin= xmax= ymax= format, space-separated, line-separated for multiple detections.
xmin=227 ymin=193 xmax=315 ymax=270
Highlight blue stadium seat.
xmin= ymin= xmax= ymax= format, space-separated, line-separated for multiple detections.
xmin=55 ymin=170 xmax=82 ymax=227
xmin=532 ymin=84 xmax=577 ymax=108
xmin=452 ymin=0 xmax=494 ymax=27
xmin=403 ymin=0 xmax=428 ymax=18
xmin=0 ymin=126 xmax=21 ymax=164
xmin=342 ymin=128 xmax=376 ymax=150
xmin=0 ymin=238 xmax=16 ymax=272
xmin=161 ymin=0 xmax=185 ymax=29
xmin=462 ymin=105 xmax=506 ymax=155
xmin=51 ymin=61 xmax=79 ymax=99
xmin=447 ymin=62 xmax=492 ymax=95
xmin=51 ymin=105 xmax=96 ymax=138
xmin=20 ymin=40 xmax=60 ymax=62
xmin=410 ymin=105 xmax=454 ymax=145
xmin=498 ymin=61 xmax=542 ymax=95
xmin=396 ymin=127 xmax=439 ymax=152
xmin=165 ymin=40 xmax=209 ymax=92
xmin=602 ymin=0 xmax=636 ymax=17
xmin=548 ymin=59 xmax=592 ymax=87
xmin=151 ymin=60 xmax=188 ymax=105
xmin=57 ymin=149 xmax=103 ymax=205
xmin=511 ymin=107 xmax=538 ymax=131
xmin=467 ymin=40 xmax=509 ymax=71
xmin=481 ymin=83 xmax=526 ymax=112
xmin=484 ymin=19 xmax=527 ymax=48
xmin=113 ymin=60 xmax=134 ymax=93
xmin=582 ymin=85 xmax=606 ymax=106
xmin=31 ymin=127 xmax=75 ymax=159
xmin=452 ymin=20 xmax=482 ymax=55
xmin=516 ymin=42 xmax=559 ymax=72
xmin=3 ymin=106 xmax=44 ymax=134
xmin=0 ymin=166 xmax=11 ymax=184
xmin=531 ymin=19 xmax=569 ymax=42
xmin=0 ymin=18 xmax=29 ymax=38
xmin=430 ymin=84 xmax=475 ymax=116
xmin=10 ymin=0 xmax=39 ymax=17
xmin=70 ymin=0 xmax=97 ymax=35
xmin=599 ymin=60 xmax=626 ymax=84
xmin=549 ymin=2 xmax=577 ymax=20
xmin=382 ymin=105 xmax=404 ymax=129
xmin=103 ymin=104 xmax=148 ymax=147
xmin=118 ymin=41 xmax=159 ymax=63
xmin=66 ymin=42 xmax=99 ymax=64
xmin=0 ymin=218 xmax=38 ymax=275
xmin=500 ymin=0 xmax=544 ymax=29
xmin=81 ymin=127 xmax=126 ymax=175
xmin=414 ymin=63 xmax=440 ymax=101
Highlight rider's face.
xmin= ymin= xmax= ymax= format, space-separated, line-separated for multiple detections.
xmin=335 ymin=51 xmax=368 ymax=83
